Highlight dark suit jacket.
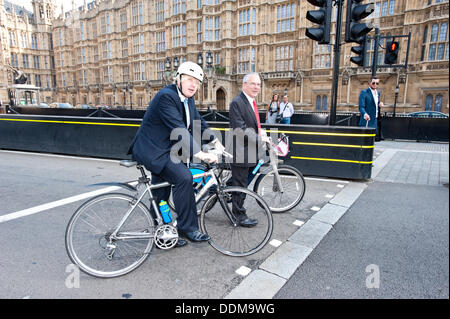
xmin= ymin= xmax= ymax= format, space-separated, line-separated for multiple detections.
xmin=359 ymin=87 xmax=381 ymax=129
xmin=128 ymin=84 xmax=215 ymax=174
xmin=229 ymin=92 xmax=264 ymax=167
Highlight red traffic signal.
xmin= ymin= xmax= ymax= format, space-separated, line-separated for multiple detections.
xmin=385 ymin=41 xmax=399 ymax=64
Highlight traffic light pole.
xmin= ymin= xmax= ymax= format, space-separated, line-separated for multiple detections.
xmin=328 ymin=0 xmax=344 ymax=126
xmin=371 ymin=27 xmax=380 ymax=77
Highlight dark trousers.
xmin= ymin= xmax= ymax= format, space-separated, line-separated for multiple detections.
xmin=231 ymin=165 xmax=256 ymax=215
xmin=150 ymin=160 xmax=198 ymax=233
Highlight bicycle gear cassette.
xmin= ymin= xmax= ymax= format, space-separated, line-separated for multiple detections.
xmin=155 ymin=224 xmax=179 ymax=249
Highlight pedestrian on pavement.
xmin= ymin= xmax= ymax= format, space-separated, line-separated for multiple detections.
xmin=266 ymin=93 xmax=280 ymax=124
xmin=278 ymin=94 xmax=294 ymax=124
xmin=229 ymin=72 xmax=271 ymax=227
xmin=128 ymin=61 xmax=225 ymax=246
xmin=358 ymin=77 xmax=384 ymax=140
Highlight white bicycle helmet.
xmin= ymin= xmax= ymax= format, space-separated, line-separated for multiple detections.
xmin=176 ymin=61 xmax=204 ymax=83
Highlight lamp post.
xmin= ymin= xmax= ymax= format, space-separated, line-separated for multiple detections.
xmin=205 ymin=51 xmax=213 ymax=78
xmin=197 ymin=53 xmax=203 ymax=68
xmin=393 ymin=84 xmax=399 ymax=117
xmin=163 ymin=56 xmax=179 ymax=84
xmin=128 ymin=83 xmax=133 ymax=110
xmin=205 ymin=51 xmax=214 ymax=104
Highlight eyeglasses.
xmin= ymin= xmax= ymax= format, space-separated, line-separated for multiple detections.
xmin=371 ymin=82 xmax=379 ymax=85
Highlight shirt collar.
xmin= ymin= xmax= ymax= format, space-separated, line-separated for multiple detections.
xmin=176 ymin=86 xmax=187 ymax=103
xmin=242 ymin=91 xmax=255 ymax=106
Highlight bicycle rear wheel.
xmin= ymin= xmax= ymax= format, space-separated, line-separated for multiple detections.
xmin=199 ymin=186 xmax=273 ymax=257
xmin=253 ymin=165 xmax=306 ymax=213
xmin=65 ymin=193 xmax=155 ymax=278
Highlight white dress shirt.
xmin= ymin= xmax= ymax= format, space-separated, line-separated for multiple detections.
xmin=371 ymin=88 xmax=379 ymax=118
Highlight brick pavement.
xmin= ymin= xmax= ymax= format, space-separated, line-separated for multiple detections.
xmin=373 ymin=141 xmax=449 ymax=186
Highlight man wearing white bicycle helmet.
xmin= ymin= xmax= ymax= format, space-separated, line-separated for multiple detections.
xmin=128 ymin=61 xmax=224 ymax=246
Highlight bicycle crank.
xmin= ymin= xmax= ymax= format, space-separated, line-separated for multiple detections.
xmin=155 ymin=224 xmax=179 ymax=250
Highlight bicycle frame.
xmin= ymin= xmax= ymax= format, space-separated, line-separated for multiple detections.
xmin=110 ymin=165 xmax=237 ymax=242
xmin=192 ymin=168 xmax=239 ymax=226
xmin=109 ymin=180 xmax=170 ymax=242
xmin=247 ymin=142 xmax=285 ymax=193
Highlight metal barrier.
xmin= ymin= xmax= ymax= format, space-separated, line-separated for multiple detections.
xmin=0 ymin=113 xmax=375 ymax=180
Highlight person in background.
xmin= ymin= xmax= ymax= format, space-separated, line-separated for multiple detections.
xmin=278 ymin=94 xmax=294 ymax=124
xmin=358 ymin=77 xmax=383 ymax=140
xmin=265 ymin=93 xmax=280 ymax=124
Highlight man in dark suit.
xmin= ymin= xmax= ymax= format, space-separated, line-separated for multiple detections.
xmin=359 ymin=77 xmax=384 ymax=140
xmin=229 ymin=73 xmax=270 ymax=227
xmin=128 ymin=62 xmax=223 ymax=245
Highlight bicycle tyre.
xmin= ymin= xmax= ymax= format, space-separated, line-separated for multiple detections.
xmin=65 ymin=193 xmax=155 ymax=278
xmin=199 ymin=186 xmax=273 ymax=257
xmin=253 ymin=165 xmax=306 ymax=213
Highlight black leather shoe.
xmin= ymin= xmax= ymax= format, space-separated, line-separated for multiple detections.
xmin=179 ymin=230 xmax=210 ymax=242
xmin=176 ymin=237 xmax=188 ymax=247
xmin=237 ymin=214 xmax=258 ymax=227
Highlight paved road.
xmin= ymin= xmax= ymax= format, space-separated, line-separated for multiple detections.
xmin=274 ymin=141 xmax=449 ymax=299
xmin=1 ymin=140 xmax=447 ymax=299
xmin=0 ymin=149 xmax=345 ymax=299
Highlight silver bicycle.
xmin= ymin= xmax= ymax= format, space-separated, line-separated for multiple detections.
xmin=65 ymin=152 xmax=273 ymax=278
xmin=169 ymin=137 xmax=306 ymax=214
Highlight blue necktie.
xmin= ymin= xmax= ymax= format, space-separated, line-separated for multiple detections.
xmin=183 ymin=99 xmax=190 ymax=129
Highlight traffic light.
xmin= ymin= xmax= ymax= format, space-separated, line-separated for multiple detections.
xmin=384 ymin=41 xmax=399 ymax=64
xmin=305 ymin=0 xmax=332 ymax=45
xmin=345 ymin=0 xmax=374 ymax=43
xmin=350 ymin=35 xmax=367 ymax=66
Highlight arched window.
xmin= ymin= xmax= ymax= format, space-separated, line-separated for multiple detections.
xmin=315 ymin=95 xmax=321 ymax=111
xmin=425 ymin=94 xmax=433 ymax=111
xmin=434 ymin=94 xmax=443 ymax=112
xmin=322 ymin=95 xmax=328 ymax=111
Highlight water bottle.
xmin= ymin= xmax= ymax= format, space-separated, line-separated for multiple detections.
xmin=252 ymin=159 xmax=265 ymax=175
xmin=159 ymin=200 xmax=172 ymax=224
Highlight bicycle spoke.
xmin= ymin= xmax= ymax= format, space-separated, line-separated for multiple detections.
xmin=200 ymin=186 xmax=273 ymax=257
xmin=66 ymin=193 xmax=155 ymax=278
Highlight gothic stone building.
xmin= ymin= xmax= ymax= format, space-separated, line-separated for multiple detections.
xmin=1 ymin=0 xmax=448 ymax=114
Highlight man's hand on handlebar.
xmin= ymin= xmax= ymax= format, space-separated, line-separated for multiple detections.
xmin=213 ymin=139 xmax=225 ymax=153
xmin=194 ymin=151 xmax=219 ymax=164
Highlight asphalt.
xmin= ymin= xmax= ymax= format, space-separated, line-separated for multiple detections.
xmin=225 ymin=140 xmax=449 ymax=299
xmin=0 ymin=140 xmax=448 ymax=300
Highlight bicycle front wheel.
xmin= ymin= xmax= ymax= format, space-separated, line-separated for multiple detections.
xmin=200 ymin=186 xmax=273 ymax=257
xmin=65 ymin=193 xmax=155 ymax=278
xmin=254 ymin=165 xmax=306 ymax=213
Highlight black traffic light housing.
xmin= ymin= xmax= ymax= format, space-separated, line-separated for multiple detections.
xmin=345 ymin=0 xmax=374 ymax=43
xmin=305 ymin=0 xmax=333 ymax=45
xmin=350 ymin=35 xmax=367 ymax=66
xmin=384 ymin=41 xmax=399 ymax=64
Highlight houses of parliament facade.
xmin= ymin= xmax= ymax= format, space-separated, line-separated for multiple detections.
xmin=1 ymin=0 xmax=448 ymax=114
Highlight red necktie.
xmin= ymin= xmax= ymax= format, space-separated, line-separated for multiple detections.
xmin=253 ymin=100 xmax=261 ymax=135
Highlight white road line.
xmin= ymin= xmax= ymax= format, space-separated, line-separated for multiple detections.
xmin=0 ymin=149 xmax=120 ymax=163
xmin=0 ymin=186 xmax=120 ymax=224
xmin=305 ymin=177 xmax=350 ymax=183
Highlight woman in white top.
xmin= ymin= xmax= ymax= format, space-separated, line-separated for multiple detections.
xmin=266 ymin=93 xmax=280 ymax=124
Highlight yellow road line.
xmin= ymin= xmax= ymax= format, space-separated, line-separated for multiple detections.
xmin=0 ymin=118 xmax=140 ymax=127
xmin=293 ymin=141 xmax=374 ymax=149
xmin=210 ymin=127 xmax=375 ymax=137
xmin=290 ymin=156 xmax=372 ymax=164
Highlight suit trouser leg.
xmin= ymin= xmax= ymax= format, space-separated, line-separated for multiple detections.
xmin=150 ymin=161 xmax=198 ymax=233
xmin=231 ymin=165 xmax=254 ymax=215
